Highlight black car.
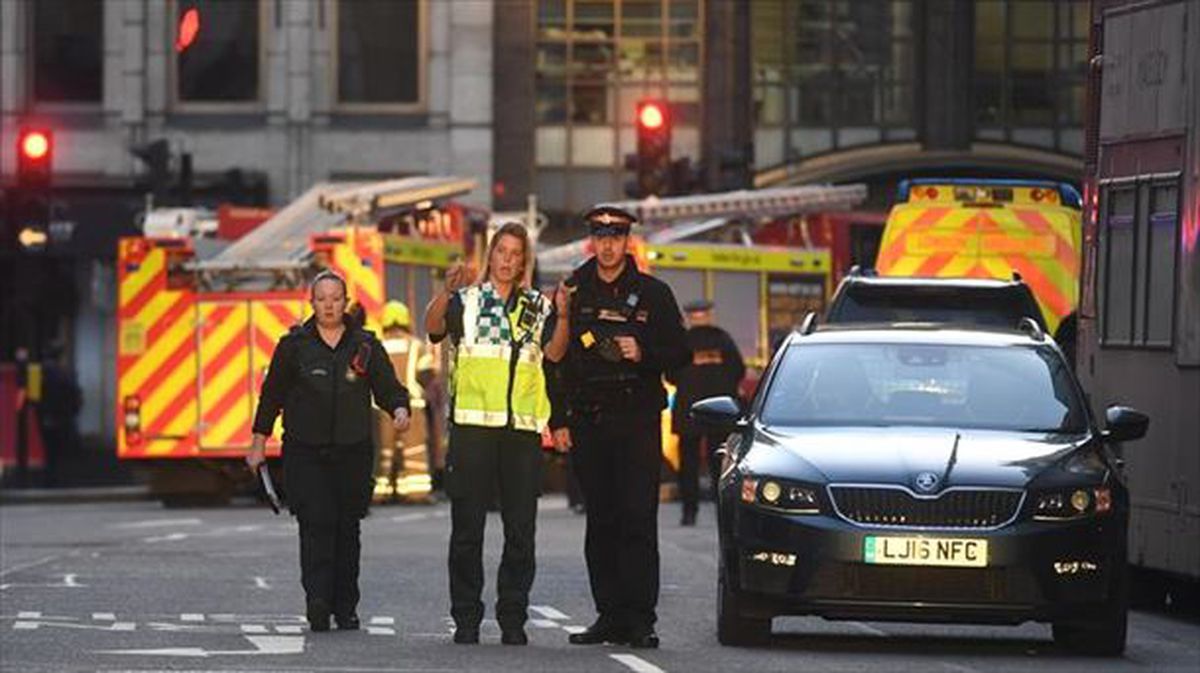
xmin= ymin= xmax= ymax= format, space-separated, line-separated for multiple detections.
xmin=826 ymin=272 xmax=1048 ymax=332
xmin=695 ymin=323 xmax=1147 ymax=655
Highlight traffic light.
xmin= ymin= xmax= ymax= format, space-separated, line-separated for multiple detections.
xmin=130 ymin=138 xmax=171 ymax=204
xmin=13 ymin=129 xmax=54 ymax=251
xmin=628 ymin=99 xmax=672 ymax=198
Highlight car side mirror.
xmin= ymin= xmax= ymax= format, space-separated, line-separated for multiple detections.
xmin=1104 ymin=405 xmax=1148 ymax=443
xmin=690 ymin=396 xmax=743 ymax=429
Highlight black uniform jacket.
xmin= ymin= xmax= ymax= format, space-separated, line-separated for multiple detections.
xmin=552 ymin=255 xmax=689 ymax=424
xmin=666 ymin=325 xmax=745 ymax=435
xmin=253 ymin=316 xmax=410 ymax=448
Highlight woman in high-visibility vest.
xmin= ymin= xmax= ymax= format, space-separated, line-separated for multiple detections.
xmin=425 ymin=222 xmax=569 ymax=645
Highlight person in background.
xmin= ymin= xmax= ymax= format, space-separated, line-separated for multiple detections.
xmin=667 ymin=299 xmax=745 ymax=526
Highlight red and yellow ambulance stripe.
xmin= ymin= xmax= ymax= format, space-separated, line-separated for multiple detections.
xmin=327 ymin=227 xmax=386 ymax=334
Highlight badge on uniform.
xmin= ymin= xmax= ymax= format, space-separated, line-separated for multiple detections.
xmin=580 ymin=331 xmax=596 ymax=348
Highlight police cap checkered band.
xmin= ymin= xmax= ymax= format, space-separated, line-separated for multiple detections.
xmin=583 ymin=206 xmax=636 ymax=235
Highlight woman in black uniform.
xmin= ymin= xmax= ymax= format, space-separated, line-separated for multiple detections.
xmin=247 ymin=270 xmax=410 ymax=632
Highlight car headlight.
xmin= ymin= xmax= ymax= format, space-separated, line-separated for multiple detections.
xmin=741 ymin=476 xmax=821 ymax=514
xmin=1033 ymin=486 xmax=1112 ymax=520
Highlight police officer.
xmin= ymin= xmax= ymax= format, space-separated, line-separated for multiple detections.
xmin=425 ymin=222 xmax=570 ymax=646
xmin=667 ymin=299 xmax=745 ymax=526
xmin=247 ymin=270 xmax=410 ymax=632
xmin=553 ymin=206 xmax=689 ymax=649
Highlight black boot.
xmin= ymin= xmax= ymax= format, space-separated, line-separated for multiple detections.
xmin=501 ymin=627 xmax=528 ymax=645
xmin=453 ymin=625 xmax=480 ymax=644
xmin=307 ymin=599 xmax=331 ymax=632
xmin=335 ymin=613 xmax=360 ymax=630
xmin=627 ymin=626 xmax=660 ymax=649
xmin=568 ymin=619 xmax=628 ymax=645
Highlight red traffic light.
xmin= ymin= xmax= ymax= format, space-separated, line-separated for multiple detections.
xmin=638 ymin=101 xmax=666 ymax=130
xmin=176 ymin=7 xmax=201 ymax=53
xmin=20 ymin=130 xmax=51 ymax=161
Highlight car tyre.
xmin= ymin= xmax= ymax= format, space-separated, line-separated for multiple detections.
xmin=717 ymin=558 xmax=770 ymax=647
xmin=1052 ymin=564 xmax=1128 ymax=657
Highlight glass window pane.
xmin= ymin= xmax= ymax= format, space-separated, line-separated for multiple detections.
xmin=1012 ymin=0 xmax=1053 ymax=39
xmin=537 ymin=43 xmax=568 ymax=76
xmin=621 ymin=0 xmax=661 ymax=36
xmin=1103 ymin=189 xmax=1136 ymax=344
xmin=574 ymin=0 xmax=615 ymax=39
xmin=668 ymin=43 xmax=700 ymax=81
xmin=33 ymin=0 xmax=103 ymax=102
xmin=1147 ymin=184 xmax=1179 ymax=344
xmin=537 ymin=78 xmax=568 ymax=123
xmin=177 ymin=0 xmax=260 ymax=102
xmin=338 ymin=0 xmax=420 ymax=104
xmin=712 ymin=271 xmax=761 ymax=360
xmin=618 ymin=39 xmax=664 ymax=80
xmin=571 ymin=42 xmax=615 ymax=80
xmin=756 ymin=85 xmax=786 ymax=125
xmin=536 ymin=126 xmax=568 ymax=166
xmin=571 ymin=83 xmax=611 ymax=123
xmin=539 ymin=0 xmax=568 ymax=39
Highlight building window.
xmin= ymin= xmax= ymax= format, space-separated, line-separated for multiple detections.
xmin=336 ymin=0 xmax=423 ymax=107
xmin=32 ymin=0 xmax=103 ymax=103
xmin=1100 ymin=179 xmax=1179 ymax=348
xmin=751 ymin=0 xmax=915 ymax=170
xmin=973 ymin=0 xmax=1088 ymax=153
xmin=175 ymin=0 xmax=261 ymax=104
xmin=535 ymin=0 xmax=703 ymax=211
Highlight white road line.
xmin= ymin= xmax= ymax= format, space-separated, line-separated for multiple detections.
xmin=92 ymin=612 xmax=116 ymax=621
xmin=253 ymin=576 xmax=271 ymax=590
xmin=366 ymin=626 xmax=396 ymax=636
xmin=941 ymin=663 xmax=983 ymax=673
xmin=143 ymin=532 xmax=189 ymax=543
xmin=240 ymin=624 xmax=269 ymax=633
xmin=63 ymin=574 xmax=82 ymax=587
xmin=17 ymin=611 xmax=42 ymax=619
xmin=529 ymin=619 xmax=558 ymax=628
xmin=112 ymin=518 xmax=202 ymax=530
xmin=276 ymin=624 xmax=304 ymax=634
xmin=369 ymin=616 xmax=395 ymax=625
xmin=0 ymin=554 xmax=61 ymax=578
xmin=529 ymin=605 xmax=570 ymax=620
xmin=562 ymin=625 xmax=587 ymax=634
xmin=847 ymin=621 xmax=887 ymax=637
xmin=610 ymin=653 xmax=667 ymax=673
xmin=180 ymin=613 xmax=205 ymax=622
xmin=390 ymin=513 xmax=430 ymax=523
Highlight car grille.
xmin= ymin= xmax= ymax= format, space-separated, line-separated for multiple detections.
xmin=829 ymin=486 xmax=1023 ymax=528
xmin=808 ymin=565 xmax=1020 ymax=604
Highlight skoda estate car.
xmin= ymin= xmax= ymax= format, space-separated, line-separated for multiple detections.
xmin=695 ymin=324 xmax=1147 ymax=656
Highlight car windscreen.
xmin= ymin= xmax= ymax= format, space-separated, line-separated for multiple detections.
xmin=761 ymin=342 xmax=1086 ymax=433
xmin=830 ymin=288 xmax=1040 ymax=329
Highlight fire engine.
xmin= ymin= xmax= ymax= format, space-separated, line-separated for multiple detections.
xmin=116 ymin=177 xmax=476 ymax=503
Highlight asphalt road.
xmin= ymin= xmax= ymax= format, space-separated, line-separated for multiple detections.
xmin=2 ymin=496 xmax=1197 ymax=673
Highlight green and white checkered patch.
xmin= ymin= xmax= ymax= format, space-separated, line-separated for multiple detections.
xmin=475 ymin=285 xmax=511 ymax=345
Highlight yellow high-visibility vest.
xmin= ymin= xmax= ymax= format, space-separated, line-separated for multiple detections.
xmin=451 ymin=284 xmax=551 ymax=432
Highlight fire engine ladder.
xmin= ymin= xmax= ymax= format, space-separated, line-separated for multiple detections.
xmin=190 ymin=176 xmax=476 ymax=290
xmin=537 ymin=184 xmax=868 ymax=274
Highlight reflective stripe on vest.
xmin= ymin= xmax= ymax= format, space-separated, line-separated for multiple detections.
xmin=451 ymin=284 xmax=551 ymax=432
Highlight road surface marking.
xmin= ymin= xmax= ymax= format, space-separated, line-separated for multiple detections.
xmin=530 ymin=605 xmax=570 ymax=620
xmin=93 ymin=612 xmax=117 ymax=621
xmin=181 ymin=613 xmax=205 ymax=621
xmin=144 ymin=532 xmax=189 ymax=543
xmin=240 ymin=624 xmax=269 ymax=633
xmin=529 ymin=619 xmax=558 ymax=628
xmin=367 ymin=626 xmax=396 ymax=636
xmin=390 ymin=513 xmax=430 ymax=523
xmin=0 ymin=554 xmax=62 ymax=578
xmin=18 ymin=611 xmax=42 ymax=618
xmin=848 ymin=621 xmax=887 ymax=637
xmin=562 ymin=625 xmax=587 ymax=634
xmin=275 ymin=624 xmax=304 ymax=634
xmin=100 ymin=634 xmax=305 ymax=657
xmin=112 ymin=518 xmax=202 ymax=529
xmin=253 ymin=576 xmax=271 ymax=590
xmin=370 ymin=616 xmax=395 ymax=625
xmin=610 ymin=653 xmax=666 ymax=673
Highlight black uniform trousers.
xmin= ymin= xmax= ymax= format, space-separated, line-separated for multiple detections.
xmin=282 ymin=441 xmax=374 ymax=618
xmin=446 ymin=424 xmax=542 ymax=630
xmin=678 ymin=431 xmax=727 ymax=516
xmin=570 ymin=410 xmax=662 ymax=631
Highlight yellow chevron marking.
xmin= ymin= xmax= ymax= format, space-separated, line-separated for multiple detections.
xmin=132 ymin=291 xmax=186 ymax=338
xmin=139 ymin=354 xmax=198 ymax=434
xmin=119 ymin=249 xmax=164 ymax=307
xmin=121 ymin=306 xmax=195 ymax=395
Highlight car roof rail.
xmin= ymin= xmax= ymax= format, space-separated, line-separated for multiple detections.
xmin=1011 ymin=270 xmax=1023 ymax=283
xmin=799 ymin=311 xmax=819 ymax=336
xmin=846 ymin=265 xmax=878 ymax=278
xmin=1017 ymin=316 xmax=1045 ymax=341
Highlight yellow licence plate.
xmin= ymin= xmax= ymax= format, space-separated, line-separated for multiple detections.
xmin=863 ymin=536 xmax=988 ymax=568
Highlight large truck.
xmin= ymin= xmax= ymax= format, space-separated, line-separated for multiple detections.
xmin=1078 ymin=0 xmax=1200 ymax=588
xmin=115 ymin=177 xmax=476 ymax=504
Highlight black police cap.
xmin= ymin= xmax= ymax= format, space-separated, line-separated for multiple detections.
xmin=583 ymin=205 xmax=636 ymax=236
xmin=683 ymin=299 xmax=714 ymax=313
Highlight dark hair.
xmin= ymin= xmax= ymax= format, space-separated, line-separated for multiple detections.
xmin=310 ymin=269 xmax=348 ymax=300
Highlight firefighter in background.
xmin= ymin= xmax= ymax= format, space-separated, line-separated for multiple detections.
xmin=375 ymin=301 xmax=435 ymax=503
xmin=667 ymin=299 xmax=745 ymax=526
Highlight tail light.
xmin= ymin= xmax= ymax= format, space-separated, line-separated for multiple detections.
xmin=124 ymin=395 xmax=142 ymax=445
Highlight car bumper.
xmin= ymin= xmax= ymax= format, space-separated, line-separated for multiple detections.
xmin=727 ymin=504 xmax=1125 ymax=624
